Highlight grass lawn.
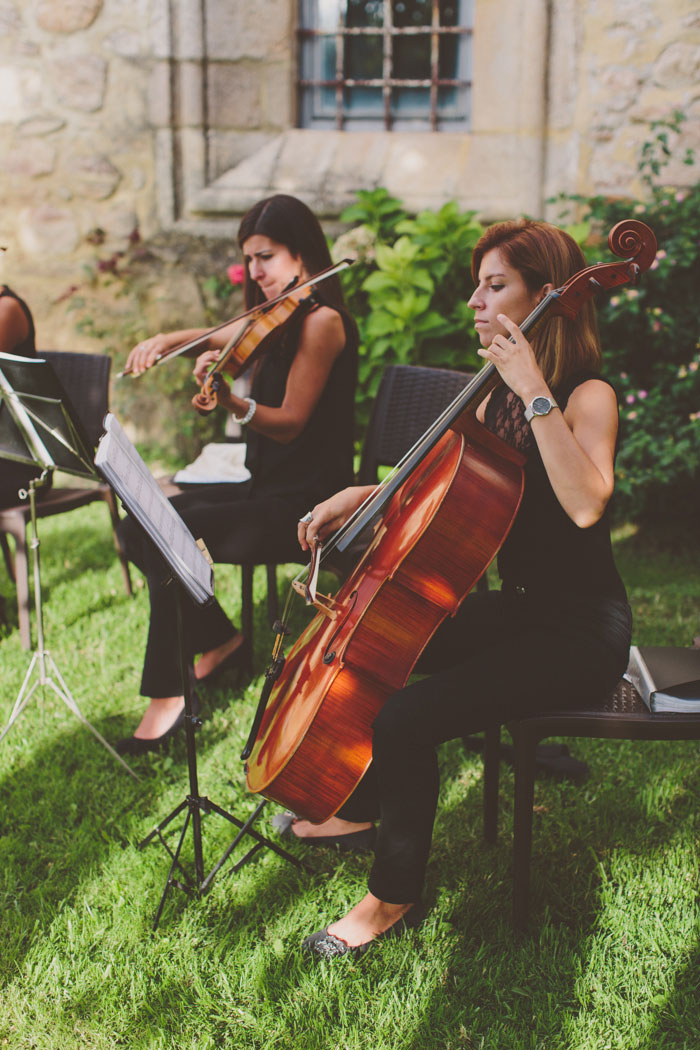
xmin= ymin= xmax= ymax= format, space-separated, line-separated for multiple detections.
xmin=0 ymin=504 xmax=699 ymax=1050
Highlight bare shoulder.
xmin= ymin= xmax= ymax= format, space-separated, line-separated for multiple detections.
xmin=299 ymin=304 xmax=346 ymax=355
xmin=566 ymin=377 xmax=618 ymax=416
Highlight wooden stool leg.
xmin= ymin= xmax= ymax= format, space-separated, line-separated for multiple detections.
xmin=11 ymin=525 xmax=31 ymax=650
xmin=483 ymin=724 xmax=501 ymax=843
xmin=510 ymin=722 xmax=538 ymax=930
xmin=0 ymin=532 xmax=14 ymax=579
xmin=240 ymin=564 xmax=254 ymax=672
xmin=266 ymin=565 xmax=279 ymax=627
xmin=102 ymin=487 xmax=133 ymax=596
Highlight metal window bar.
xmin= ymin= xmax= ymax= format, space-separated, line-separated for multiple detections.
xmin=298 ymin=0 xmax=472 ymax=131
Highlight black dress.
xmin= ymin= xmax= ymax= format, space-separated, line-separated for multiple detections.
xmin=337 ymin=372 xmax=632 ymax=904
xmin=120 ymin=301 xmax=358 ymax=698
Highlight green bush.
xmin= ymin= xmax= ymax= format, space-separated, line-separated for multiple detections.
xmin=338 ymin=118 xmax=700 ymax=525
xmin=332 ymin=189 xmax=484 ymax=435
xmin=551 ymin=112 xmax=700 ymax=525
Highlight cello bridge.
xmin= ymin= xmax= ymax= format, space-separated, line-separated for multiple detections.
xmin=291 ymin=580 xmax=339 ymax=619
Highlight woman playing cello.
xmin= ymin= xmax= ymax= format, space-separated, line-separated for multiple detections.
xmin=116 ymin=195 xmax=358 ymax=755
xmin=291 ymin=219 xmax=632 ymax=957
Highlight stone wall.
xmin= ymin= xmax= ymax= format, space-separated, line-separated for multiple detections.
xmin=1 ymin=0 xmax=699 ymax=355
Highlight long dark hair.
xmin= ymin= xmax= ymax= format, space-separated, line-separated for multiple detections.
xmin=237 ymin=195 xmax=344 ymax=311
xmin=471 ymin=220 xmax=601 ymax=388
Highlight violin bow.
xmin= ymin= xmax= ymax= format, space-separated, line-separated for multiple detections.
xmin=116 ymin=258 xmax=353 ymax=379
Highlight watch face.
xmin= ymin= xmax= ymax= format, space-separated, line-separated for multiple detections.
xmin=532 ymin=396 xmax=551 ymax=415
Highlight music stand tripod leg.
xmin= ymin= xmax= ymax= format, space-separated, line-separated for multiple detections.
xmin=139 ymin=581 xmax=304 ymax=930
xmin=0 ymin=480 xmax=140 ymax=779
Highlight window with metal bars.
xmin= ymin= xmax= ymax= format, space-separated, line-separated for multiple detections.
xmin=298 ymin=0 xmax=473 ymax=131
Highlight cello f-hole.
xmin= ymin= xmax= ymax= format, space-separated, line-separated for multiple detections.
xmin=323 ymin=590 xmax=359 ymax=664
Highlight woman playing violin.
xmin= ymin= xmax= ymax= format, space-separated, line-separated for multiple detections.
xmin=292 ymin=219 xmax=632 ymax=958
xmin=116 ymin=195 xmax=358 ymax=755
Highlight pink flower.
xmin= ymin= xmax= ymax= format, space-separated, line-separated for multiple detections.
xmin=638 ymin=390 xmax=648 ymax=399
xmin=652 ymin=320 xmax=662 ymax=332
xmin=627 ymin=411 xmax=637 ymax=420
xmin=227 ymin=263 xmax=245 ymax=285
xmin=625 ymin=394 xmax=635 ymax=404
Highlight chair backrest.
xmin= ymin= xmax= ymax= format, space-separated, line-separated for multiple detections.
xmin=357 ymin=364 xmax=474 ymax=485
xmin=40 ymin=351 xmax=111 ymax=451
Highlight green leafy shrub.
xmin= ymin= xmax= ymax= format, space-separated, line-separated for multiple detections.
xmin=551 ymin=112 xmax=700 ymax=525
xmin=333 ymin=190 xmax=484 ymax=435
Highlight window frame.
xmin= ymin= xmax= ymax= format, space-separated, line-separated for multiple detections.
xmin=297 ymin=0 xmax=473 ymax=131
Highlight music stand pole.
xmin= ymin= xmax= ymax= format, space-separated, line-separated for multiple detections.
xmin=139 ymin=577 xmax=304 ymax=932
xmin=0 ymin=474 xmax=139 ymax=779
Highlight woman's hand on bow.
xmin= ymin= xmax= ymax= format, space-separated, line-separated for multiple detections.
xmin=125 ymin=334 xmax=174 ymax=375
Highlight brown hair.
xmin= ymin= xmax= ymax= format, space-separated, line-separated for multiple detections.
xmin=471 ymin=220 xmax=601 ymax=388
xmin=237 ymin=194 xmax=344 ymax=311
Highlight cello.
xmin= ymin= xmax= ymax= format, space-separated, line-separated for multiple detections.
xmin=243 ymin=219 xmax=657 ymax=824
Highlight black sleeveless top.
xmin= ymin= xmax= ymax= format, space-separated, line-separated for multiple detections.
xmin=0 ymin=285 xmax=36 ymax=357
xmin=245 ymin=297 xmax=358 ymax=511
xmin=484 ymin=370 xmax=627 ymax=602
xmin=0 ymin=286 xmax=39 ymax=506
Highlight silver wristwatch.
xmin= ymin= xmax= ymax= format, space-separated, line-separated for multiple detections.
xmin=524 ymin=395 xmax=558 ymax=423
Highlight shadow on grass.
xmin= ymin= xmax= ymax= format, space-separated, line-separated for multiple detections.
xmin=638 ymin=942 xmax=700 ymax=1048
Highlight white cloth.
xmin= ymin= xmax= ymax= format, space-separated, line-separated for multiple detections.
xmin=173 ymin=442 xmax=251 ymax=484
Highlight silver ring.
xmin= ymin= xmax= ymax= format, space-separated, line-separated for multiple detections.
xmin=299 ymin=511 xmax=313 ymax=524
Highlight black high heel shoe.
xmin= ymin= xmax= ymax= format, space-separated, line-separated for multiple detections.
xmin=115 ymin=691 xmax=201 ymax=756
xmin=194 ymin=636 xmax=248 ymax=687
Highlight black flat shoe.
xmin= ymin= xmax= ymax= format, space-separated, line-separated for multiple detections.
xmin=302 ymin=902 xmax=425 ymax=959
xmin=115 ymin=692 xmax=200 ymax=756
xmin=272 ymin=811 xmax=377 ymax=853
xmin=194 ymin=637 xmax=248 ymax=687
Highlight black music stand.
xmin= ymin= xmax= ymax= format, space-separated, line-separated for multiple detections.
xmin=0 ymin=353 xmax=137 ymax=778
xmin=95 ymin=413 xmax=303 ymax=930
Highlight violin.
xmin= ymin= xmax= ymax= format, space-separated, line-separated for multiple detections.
xmin=242 ymin=219 xmax=657 ymax=824
xmin=191 ymin=258 xmax=350 ymax=415
xmin=116 ymin=259 xmax=351 ymax=385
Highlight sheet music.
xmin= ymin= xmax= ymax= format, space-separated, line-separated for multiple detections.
xmin=95 ymin=413 xmax=214 ymax=605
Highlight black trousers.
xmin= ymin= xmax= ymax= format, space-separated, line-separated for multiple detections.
xmin=337 ymin=588 xmax=633 ymax=904
xmin=119 ymin=483 xmax=306 ymax=698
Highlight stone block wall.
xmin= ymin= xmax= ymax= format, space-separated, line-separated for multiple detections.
xmin=1 ymin=0 xmax=699 ymax=355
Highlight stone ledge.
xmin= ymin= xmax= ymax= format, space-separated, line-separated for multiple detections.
xmin=184 ymin=128 xmax=544 ymax=220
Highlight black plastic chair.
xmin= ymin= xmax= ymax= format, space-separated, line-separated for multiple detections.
xmin=482 ymin=677 xmax=700 ymax=929
xmin=358 ymin=363 xmax=474 ymax=485
xmin=0 ymin=350 xmax=132 ymax=648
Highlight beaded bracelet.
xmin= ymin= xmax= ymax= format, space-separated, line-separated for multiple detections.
xmin=232 ymin=397 xmax=257 ymax=425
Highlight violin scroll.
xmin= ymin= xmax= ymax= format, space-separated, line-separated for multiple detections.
xmin=191 ymin=373 xmax=221 ymax=415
